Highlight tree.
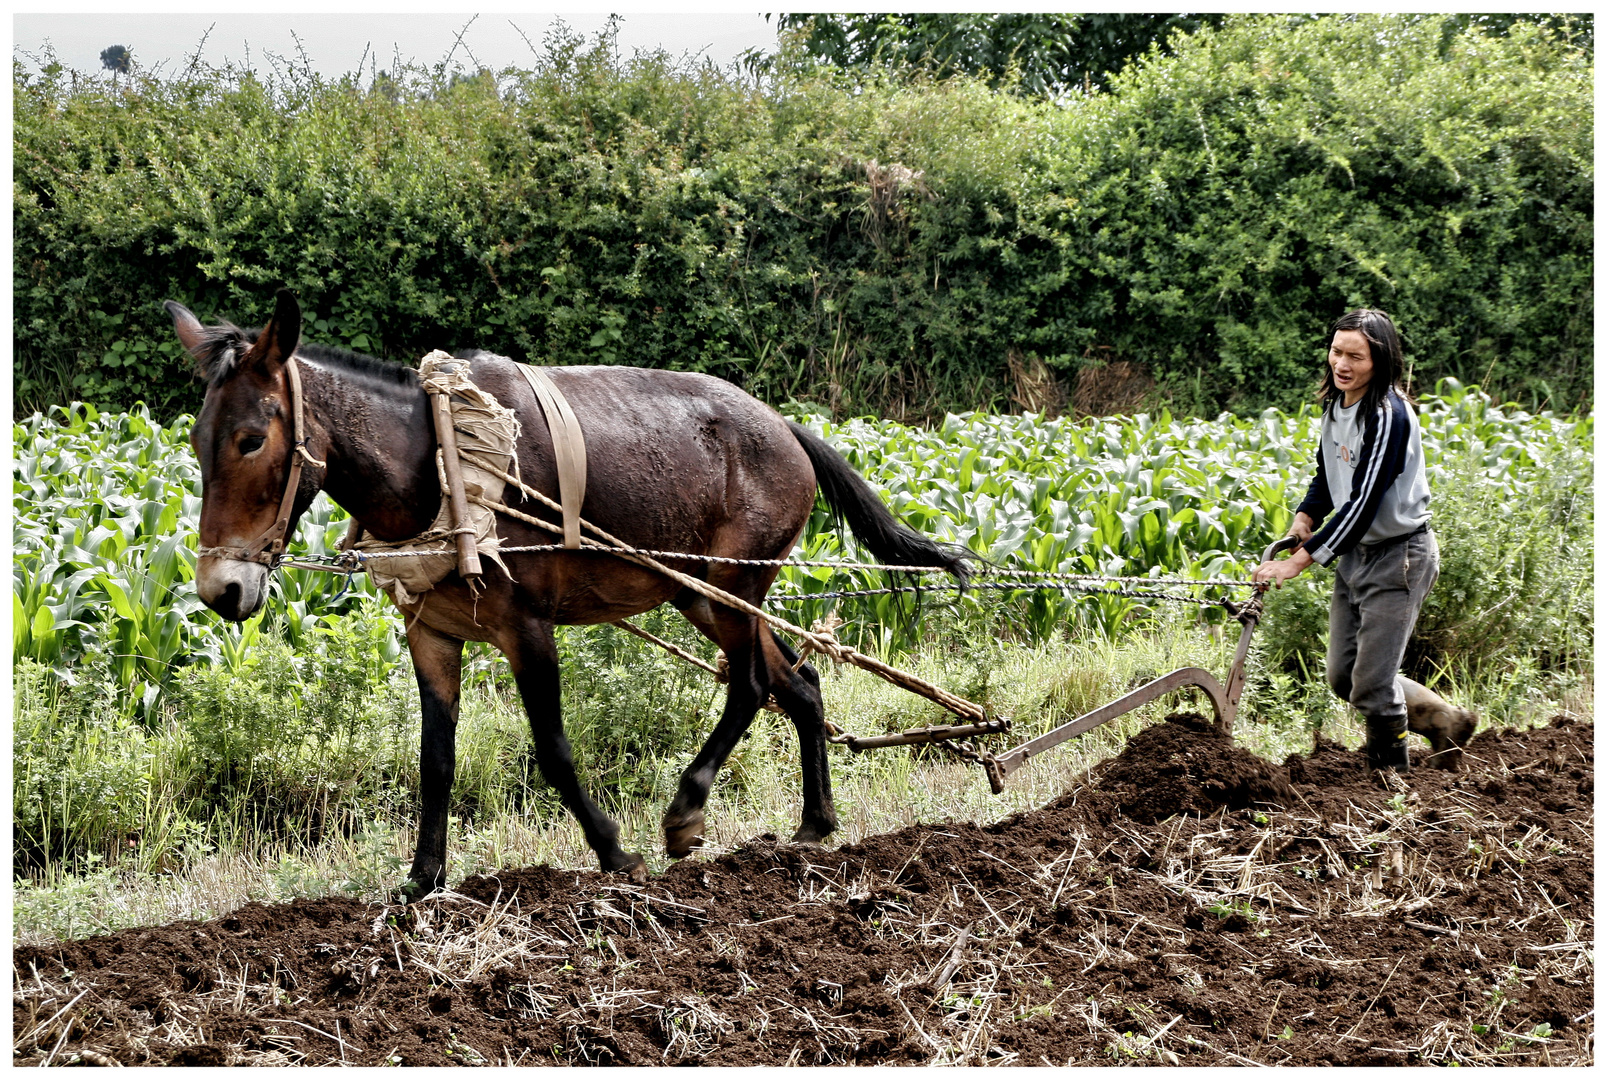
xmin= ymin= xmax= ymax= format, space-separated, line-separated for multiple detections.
xmin=768 ymin=12 xmax=1592 ymax=95
xmin=770 ymin=13 xmax=1225 ymax=95
xmin=100 ymin=45 xmax=132 ymax=74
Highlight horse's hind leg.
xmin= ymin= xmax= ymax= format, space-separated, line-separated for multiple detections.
xmin=510 ymin=617 xmax=647 ymax=881
xmin=765 ymin=630 xmax=838 ymax=845
xmin=664 ymin=602 xmax=838 ymax=854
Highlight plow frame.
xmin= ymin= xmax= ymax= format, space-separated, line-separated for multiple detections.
xmin=980 ymin=536 xmax=1296 ymax=794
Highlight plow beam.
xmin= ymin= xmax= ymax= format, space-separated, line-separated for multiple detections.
xmin=843 ymin=719 xmax=1011 ymax=752
xmin=981 ymin=534 xmax=1296 ymax=795
xmin=982 ymin=666 xmax=1233 ymax=794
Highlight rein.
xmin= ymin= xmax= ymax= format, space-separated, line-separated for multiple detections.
xmin=197 ymin=357 xmax=327 ymax=567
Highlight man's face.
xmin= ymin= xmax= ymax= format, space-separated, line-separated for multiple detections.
xmin=1329 ymin=328 xmax=1374 ymax=404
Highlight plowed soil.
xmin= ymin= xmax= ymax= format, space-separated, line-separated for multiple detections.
xmin=14 ymin=715 xmax=1593 ymax=1066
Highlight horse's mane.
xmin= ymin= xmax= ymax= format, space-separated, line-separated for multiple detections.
xmin=297 ymin=341 xmax=421 ymax=388
xmin=191 ymin=321 xmax=420 ymax=389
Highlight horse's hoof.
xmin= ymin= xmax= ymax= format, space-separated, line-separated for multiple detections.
xmin=663 ymin=809 xmax=706 ymax=859
xmin=791 ymin=821 xmax=836 ymax=846
xmin=604 ymin=855 xmax=649 ymax=880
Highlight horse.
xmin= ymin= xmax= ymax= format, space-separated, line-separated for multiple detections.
xmin=167 ymin=290 xmax=971 ymax=898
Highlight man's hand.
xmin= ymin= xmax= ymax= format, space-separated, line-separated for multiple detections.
xmin=1287 ymin=512 xmax=1315 ymax=544
xmin=1253 ymin=545 xmax=1313 ymax=588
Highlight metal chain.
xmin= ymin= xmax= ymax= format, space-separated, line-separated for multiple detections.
xmin=272 ymin=542 xmax=1256 ymax=593
xmin=940 ymin=737 xmax=985 ymax=767
xmin=766 ymin=578 xmax=1244 ymax=609
xmin=258 ymin=508 xmax=1253 ymax=764
xmin=517 ymin=548 xmax=1257 ymax=591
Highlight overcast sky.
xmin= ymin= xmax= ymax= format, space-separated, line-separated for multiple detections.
xmin=13 ymin=11 xmax=782 ymax=78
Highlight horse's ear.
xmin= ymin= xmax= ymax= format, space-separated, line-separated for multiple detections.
xmin=164 ymin=301 xmax=210 ymax=371
xmin=246 ymin=288 xmax=302 ymax=374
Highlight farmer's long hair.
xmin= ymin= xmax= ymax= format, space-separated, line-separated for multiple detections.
xmin=1319 ymin=308 xmax=1407 ymax=414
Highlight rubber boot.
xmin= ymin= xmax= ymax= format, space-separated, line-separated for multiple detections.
xmin=1364 ymin=714 xmax=1410 ymax=774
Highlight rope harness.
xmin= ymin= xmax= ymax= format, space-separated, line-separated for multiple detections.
xmin=228 ymin=355 xmax=1270 ymax=769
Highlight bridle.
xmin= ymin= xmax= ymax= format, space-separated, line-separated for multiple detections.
xmin=197 ymin=357 xmax=327 ymax=567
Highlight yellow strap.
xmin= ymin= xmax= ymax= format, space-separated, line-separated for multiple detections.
xmin=517 ymin=363 xmax=588 ymax=549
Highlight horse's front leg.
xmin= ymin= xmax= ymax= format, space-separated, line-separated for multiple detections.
xmin=510 ymin=617 xmax=648 ymax=882
xmin=403 ymin=623 xmax=465 ymax=901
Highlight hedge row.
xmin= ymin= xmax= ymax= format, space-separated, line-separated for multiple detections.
xmin=13 ymin=15 xmax=1593 ymax=421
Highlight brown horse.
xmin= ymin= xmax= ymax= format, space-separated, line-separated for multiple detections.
xmin=168 ymin=291 xmax=970 ymax=898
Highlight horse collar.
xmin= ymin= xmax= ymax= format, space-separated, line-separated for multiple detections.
xmin=201 ymin=356 xmax=327 ymax=567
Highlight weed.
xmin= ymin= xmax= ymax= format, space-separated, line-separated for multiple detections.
xmin=1206 ymin=899 xmax=1257 ymax=921
xmin=338 ymin=822 xmax=407 ymax=899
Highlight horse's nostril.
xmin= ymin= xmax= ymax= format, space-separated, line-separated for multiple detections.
xmin=213 ymin=581 xmax=242 ymax=621
xmin=198 ymin=562 xmax=266 ymax=622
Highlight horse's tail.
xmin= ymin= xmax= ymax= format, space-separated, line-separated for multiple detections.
xmin=786 ymin=420 xmax=974 ymax=586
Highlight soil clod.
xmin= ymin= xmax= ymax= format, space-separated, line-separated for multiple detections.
xmin=1094 ymin=711 xmax=1296 ymax=822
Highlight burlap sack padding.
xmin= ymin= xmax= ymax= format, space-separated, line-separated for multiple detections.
xmin=356 ymin=351 xmax=520 ymax=608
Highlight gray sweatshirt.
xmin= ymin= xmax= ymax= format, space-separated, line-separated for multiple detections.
xmin=1295 ymin=387 xmax=1431 ymax=566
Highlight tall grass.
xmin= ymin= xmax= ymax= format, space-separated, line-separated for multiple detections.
xmin=14 ymin=612 xmax=1591 ymax=946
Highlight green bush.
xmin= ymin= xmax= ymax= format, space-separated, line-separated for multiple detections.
xmin=165 ymin=614 xmax=421 ymax=825
xmin=1255 ymin=573 xmax=1332 ymax=677
xmin=13 ymin=656 xmax=153 ymax=871
xmin=1074 ymin=16 xmax=1593 ymax=413
xmin=1410 ymin=384 xmax=1594 ymax=678
xmin=13 ymin=15 xmax=1592 ymax=421
xmin=13 ymin=613 xmax=423 ymax=873
xmin=556 ymin=610 xmax=725 ymax=810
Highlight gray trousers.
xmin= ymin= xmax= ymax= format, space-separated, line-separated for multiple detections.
xmin=1326 ymin=530 xmax=1439 ymax=723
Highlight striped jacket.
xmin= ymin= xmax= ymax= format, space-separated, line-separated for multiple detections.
xmin=1296 ymin=388 xmax=1431 ymax=567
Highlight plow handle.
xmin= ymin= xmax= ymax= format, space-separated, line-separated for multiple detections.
xmin=1222 ymin=533 xmax=1301 ymax=723
xmin=1260 ymin=533 xmax=1300 ymax=564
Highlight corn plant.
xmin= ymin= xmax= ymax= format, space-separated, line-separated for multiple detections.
xmin=14 ymin=383 xmax=1591 ymax=707
xmin=12 ymin=403 xmax=389 ymax=718
xmin=781 ymin=404 xmax=1314 ymax=648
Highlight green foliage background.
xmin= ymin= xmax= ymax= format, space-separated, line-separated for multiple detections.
xmin=13 ymin=15 xmax=1593 ymax=421
xmin=767 ymin=12 xmax=1229 ymax=95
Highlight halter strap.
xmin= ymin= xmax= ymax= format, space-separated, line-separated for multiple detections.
xmin=198 ymin=357 xmax=326 ymax=567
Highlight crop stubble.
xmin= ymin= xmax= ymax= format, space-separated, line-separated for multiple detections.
xmin=13 ymin=716 xmax=1592 ymax=1066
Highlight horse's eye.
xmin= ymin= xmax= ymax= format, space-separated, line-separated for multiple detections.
xmin=239 ymin=435 xmax=266 ymax=455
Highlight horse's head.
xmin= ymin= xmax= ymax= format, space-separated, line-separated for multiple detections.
xmin=167 ymin=290 xmax=320 ymax=621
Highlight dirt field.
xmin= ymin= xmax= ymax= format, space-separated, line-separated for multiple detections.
xmin=14 ymin=714 xmax=1593 ymax=1066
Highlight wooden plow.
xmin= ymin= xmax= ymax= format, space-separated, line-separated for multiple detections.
xmin=824 ymin=536 xmax=1298 ymax=794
